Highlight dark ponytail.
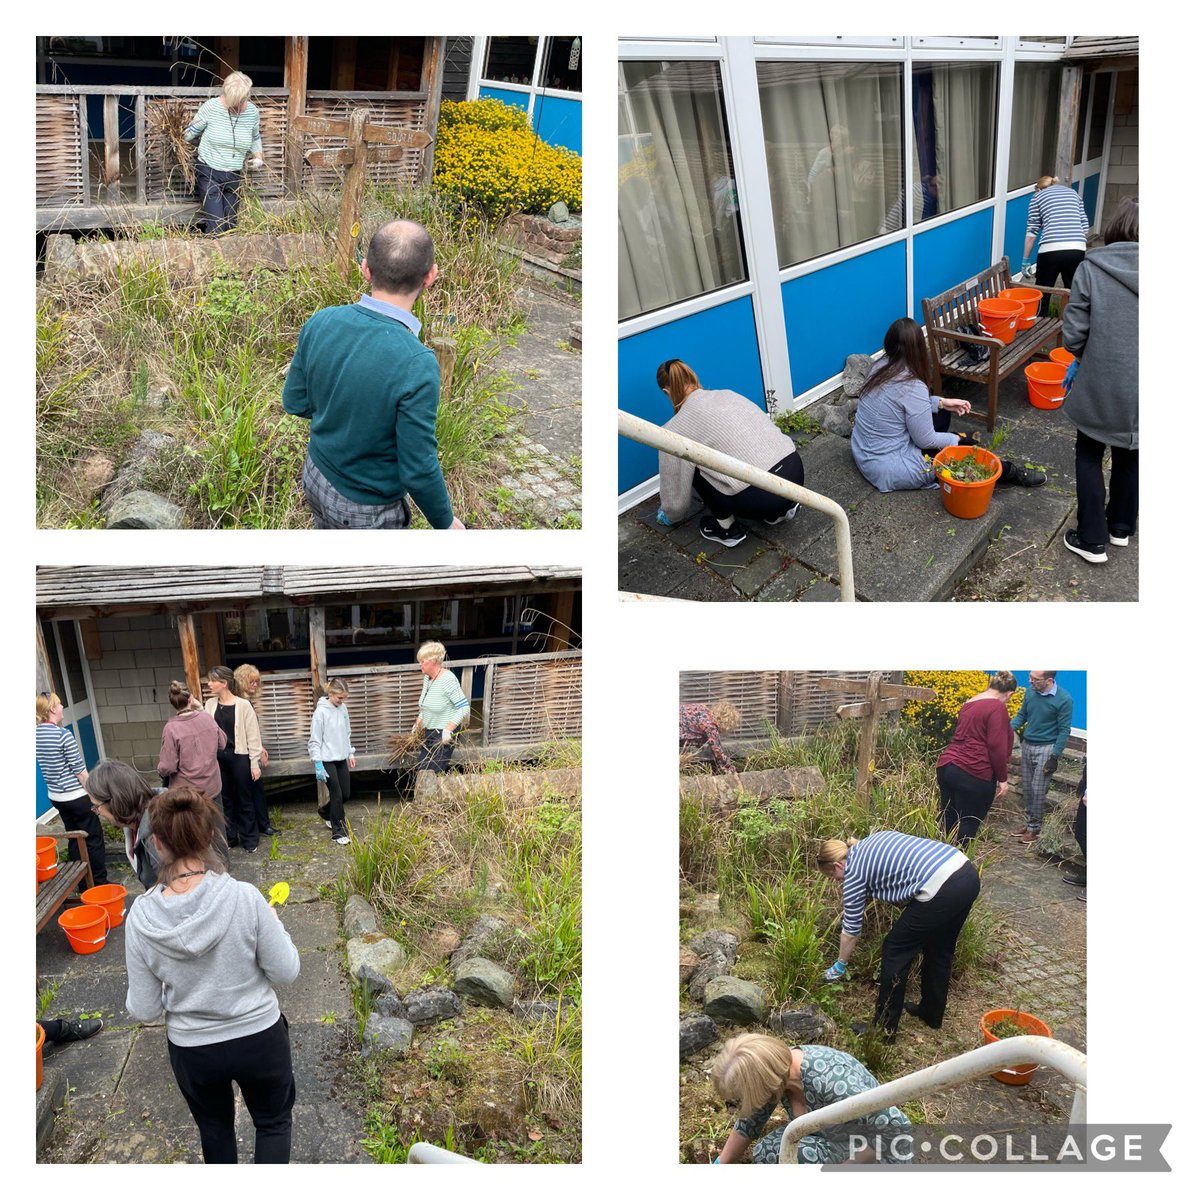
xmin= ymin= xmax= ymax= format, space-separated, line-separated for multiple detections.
xmin=148 ymin=786 xmax=227 ymax=883
xmin=655 ymin=359 xmax=702 ymax=412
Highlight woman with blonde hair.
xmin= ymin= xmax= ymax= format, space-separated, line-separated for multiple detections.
xmin=710 ymin=1033 xmax=910 ymax=1163
xmin=678 ymin=701 xmax=741 ymax=774
xmin=184 ymin=71 xmax=264 ymax=234
xmin=204 ymin=666 xmax=263 ymax=854
xmin=412 ymin=642 xmax=469 ymax=773
xmin=36 ymin=691 xmax=106 ymax=886
xmin=308 ymin=679 xmax=355 ymax=845
xmin=1022 ymin=175 xmax=1089 ymax=311
xmin=234 ymin=664 xmax=278 ymax=838
xmin=818 ymin=830 xmax=979 ymax=1039
xmin=935 ymin=672 xmax=1018 ymax=845
xmin=654 ymin=359 xmax=806 ymax=548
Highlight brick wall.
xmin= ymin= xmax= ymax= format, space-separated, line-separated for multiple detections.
xmin=1104 ymin=69 xmax=1138 ymax=215
xmin=88 ymin=615 xmax=187 ymax=771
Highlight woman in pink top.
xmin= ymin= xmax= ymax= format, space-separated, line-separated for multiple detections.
xmin=935 ymin=672 xmax=1018 ymax=846
xmin=158 ymin=680 xmax=226 ymax=801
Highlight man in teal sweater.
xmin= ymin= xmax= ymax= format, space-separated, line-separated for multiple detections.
xmin=283 ymin=220 xmax=464 ymax=529
xmin=1010 ymin=671 xmax=1074 ymax=841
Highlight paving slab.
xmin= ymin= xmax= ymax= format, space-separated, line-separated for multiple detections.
xmin=274 ymin=950 xmax=354 ymax=1022
xmin=754 ymin=562 xmax=821 ymax=602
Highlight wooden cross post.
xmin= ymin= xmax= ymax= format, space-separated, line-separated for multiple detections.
xmin=817 ymin=673 xmax=938 ymax=808
xmin=293 ymin=110 xmax=434 ymax=281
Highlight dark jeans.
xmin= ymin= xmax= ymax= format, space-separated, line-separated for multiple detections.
xmin=417 ymin=729 xmax=455 ymax=774
xmin=217 ymin=751 xmax=258 ymax=851
xmin=692 ymin=450 xmax=805 ymax=522
xmin=316 ymin=759 xmax=350 ymax=836
xmin=1035 ymin=249 xmax=1085 ymax=314
xmin=1075 ymin=430 xmax=1138 ymax=546
xmin=51 ymin=794 xmax=107 ymax=886
xmin=167 ymin=1015 xmax=295 ymax=1163
xmin=1074 ymin=800 xmax=1087 ymax=861
xmin=251 ymin=774 xmax=271 ymax=833
xmin=196 ymin=161 xmax=243 ymax=235
xmin=876 ymin=861 xmax=980 ymax=1033
xmin=936 ymin=763 xmax=996 ymax=847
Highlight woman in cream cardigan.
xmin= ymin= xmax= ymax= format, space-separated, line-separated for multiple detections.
xmin=204 ymin=666 xmax=264 ymax=854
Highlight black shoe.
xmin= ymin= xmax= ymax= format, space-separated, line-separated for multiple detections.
xmin=699 ymin=517 xmax=748 ymax=547
xmin=1062 ymin=867 xmax=1087 ymax=886
xmin=1064 ymin=528 xmax=1107 ymax=564
xmin=243 ymin=843 xmax=259 ymax=855
xmin=1001 ymin=462 xmax=1046 ymax=487
xmin=763 ymin=502 xmax=799 ymax=526
xmin=903 ymin=1001 xmax=941 ymax=1029
xmin=1108 ymin=529 xmax=1131 ymax=547
xmin=54 ymin=1018 xmax=104 ymax=1042
xmin=261 ymin=825 xmax=281 ymax=837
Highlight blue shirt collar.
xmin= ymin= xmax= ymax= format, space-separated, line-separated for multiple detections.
xmin=357 ymin=294 xmax=421 ymax=336
xmin=1035 ymin=680 xmax=1057 ymax=697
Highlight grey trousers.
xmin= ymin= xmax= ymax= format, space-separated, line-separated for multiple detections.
xmin=302 ymin=456 xmax=410 ymax=530
xmin=1020 ymin=740 xmax=1055 ymax=830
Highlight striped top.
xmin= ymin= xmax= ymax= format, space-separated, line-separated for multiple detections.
xmin=418 ymin=669 xmax=470 ymax=731
xmin=840 ymin=831 xmax=963 ymax=936
xmin=36 ymin=722 xmax=88 ymax=800
xmin=185 ymin=98 xmax=262 ymax=172
xmin=1026 ymin=185 xmax=1089 ymax=254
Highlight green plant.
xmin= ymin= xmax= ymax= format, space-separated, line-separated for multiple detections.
xmin=362 ymin=1105 xmax=407 ymax=1163
xmin=37 ymin=979 xmax=61 ymax=1019
xmin=774 ymin=408 xmax=822 ymax=437
xmin=268 ymin=835 xmax=282 ymax=861
xmin=319 ymin=1012 xmax=337 ymax=1025
xmin=344 ymin=809 xmax=443 ymax=929
xmin=425 ymin=1038 xmax=471 ymax=1086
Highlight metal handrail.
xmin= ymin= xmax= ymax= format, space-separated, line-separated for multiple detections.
xmin=618 ymin=411 xmax=855 ymax=602
xmin=778 ymin=1036 xmax=1087 ymax=1164
xmin=406 ymin=1142 xmax=480 ymax=1164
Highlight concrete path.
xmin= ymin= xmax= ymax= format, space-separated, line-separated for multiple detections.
xmin=619 ymin=364 xmax=1136 ymax=602
xmin=36 ymin=798 xmax=388 ymax=1164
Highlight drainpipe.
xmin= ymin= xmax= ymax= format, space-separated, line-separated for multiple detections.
xmin=406 ymin=1142 xmax=481 ymax=1164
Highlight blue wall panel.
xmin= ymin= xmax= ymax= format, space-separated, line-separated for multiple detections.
xmin=1081 ymin=174 xmax=1100 ymax=226
xmin=999 ymin=671 xmax=1088 ymax=731
xmin=1004 ymin=194 xmax=1034 ymax=267
xmin=618 ymin=295 xmax=763 ymax=494
xmin=781 ymin=242 xmax=907 ymax=394
xmin=479 ymin=85 xmax=528 ymax=113
xmin=532 ymin=94 xmax=582 ymax=155
xmin=913 ymin=209 xmax=995 ymax=318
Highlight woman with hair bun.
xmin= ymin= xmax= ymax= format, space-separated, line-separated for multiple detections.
xmin=654 ymin=359 xmax=806 ymax=548
xmin=1022 ymin=175 xmax=1089 ymax=306
xmin=817 ymin=831 xmax=979 ymax=1040
xmin=709 ymin=1032 xmax=910 ymax=1163
xmin=935 ymin=672 xmax=1018 ymax=845
xmin=125 ymin=786 xmax=299 ymax=1163
xmin=204 ymin=666 xmax=264 ymax=854
xmin=158 ymin=680 xmax=226 ymax=802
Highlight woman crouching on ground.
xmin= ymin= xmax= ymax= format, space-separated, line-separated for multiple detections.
xmin=124 ymin=786 xmax=299 ymax=1163
xmin=308 ymin=678 xmax=355 ymax=845
xmin=710 ymin=1033 xmax=911 ymax=1163
xmin=413 ymin=642 xmax=469 ymax=773
xmin=851 ymin=318 xmax=1045 ymax=493
xmin=655 ymin=359 xmax=806 ymax=548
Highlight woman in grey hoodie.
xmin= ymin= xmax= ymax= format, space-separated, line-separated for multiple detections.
xmin=125 ymin=786 xmax=299 ymax=1163
xmin=307 ymin=678 xmax=356 ymax=845
xmin=1061 ymin=197 xmax=1139 ymax=564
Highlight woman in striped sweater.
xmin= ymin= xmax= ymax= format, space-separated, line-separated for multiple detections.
xmin=412 ymin=642 xmax=470 ymax=774
xmin=1023 ymin=176 xmax=1090 ymax=313
xmin=818 ymin=831 xmax=979 ymax=1040
xmin=185 ymin=72 xmax=264 ymax=235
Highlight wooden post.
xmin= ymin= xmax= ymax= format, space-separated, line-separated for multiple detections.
xmin=1055 ymin=66 xmax=1083 ymax=184
xmin=387 ymin=41 xmax=403 ymax=92
xmin=284 ymin=36 xmax=309 ymax=194
xmin=102 ymin=94 xmax=121 ymax=204
xmin=420 ymin=36 xmax=447 ymax=184
xmin=78 ymin=619 xmax=102 ymax=661
xmin=334 ymin=107 xmax=370 ymax=281
xmin=546 ymin=591 xmax=575 ymax=651
xmin=36 ymin=622 xmax=56 ymax=695
xmin=309 ymin=606 xmax=327 ymax=697
xmin=199 ymin=614 xmax=223 ymax=676
xmin=79 ymin=93 xmax=91 ymax=204
xmin=213 ymin=37 xmax=240 ymax=74
xmin=177 ymin=613 xmax=203 ymax=703
xmin=332 ymin=37 xmax=359 ymax=91
xmin=854 ymin=672 xmax=883 ymax=807
xmin=430 ymin=337 xmax=457 ymax=399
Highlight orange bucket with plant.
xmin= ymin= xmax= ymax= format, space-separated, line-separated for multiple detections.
xmin=931 ymin=445 xmax=1002 ymax=520
xmin=981 ymin=1008 xmax=1053 ymax=1085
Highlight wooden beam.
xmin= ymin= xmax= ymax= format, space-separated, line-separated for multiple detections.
xmin=835 ymin=698 xmax=902 ymax=721
xmin=284 ymin=36 xmax=309 ymax=193
xmin=213 ymin=37 xmax=240 ymax=74
xmin=102 ymin=93 xmax=120 ymax=203
xmin=305 ymin=138 xmax=428 ymax=168
xmin=420 ymin=36 xmax=447 ymax=184
xmin=387 ymin=41 xmax=403 ymax=92
xmin=817 ymin=676 xmax=935 ymax=704
xmin=36 ymin=622 xmax=56 ymax=695
xmin=546 ymin=590 xmax=575 ymax=651
xmin=855 ymin=672 xmax=883 ymax=808
xmin=78 ymin=618 xmax=102 ymax=661
xmin=134 ymin=93 xmax=146 ymax=204
xmin=309 ymin=605 xmax=327 ymax=695
xmin=332 ymin=37 xmax=358 ymax=91
xmin=177 ymin=613 xmax=202 ymax=702
xmin=1055 ymin=66 xmax=1083 ymax=183
xmin=334 ymin=107 xmax=370 ymax=281
xmin=199 ymin=613 xmax=223 ymax=674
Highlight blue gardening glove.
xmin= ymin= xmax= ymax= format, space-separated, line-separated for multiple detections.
xmin=1021 ymin=258 xmax=1033 ymax=275
xmin=1063 ymin=359 xmax=1079 ymax=394
xmin=655 ymin=507 xmax=674 ymax=527
xmin=314 ymin=761 xmax=329 ymax=783
xmin=823 ymin=960 xmax=847 ymax=982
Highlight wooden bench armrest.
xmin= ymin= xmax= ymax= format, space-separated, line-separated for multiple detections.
xmin=929 ymin=326 xmax=1000 ymax=348
xmin=1022 ymin=283 xmax=1071 ymax=300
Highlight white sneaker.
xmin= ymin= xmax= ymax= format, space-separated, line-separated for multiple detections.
xmin=1108 ymin=533 xmax=1130 ymax=547
xmin=334 ymin=834 xmax=350 ymax=846
xmin=324 ymin=820 xmax=332 ymax=829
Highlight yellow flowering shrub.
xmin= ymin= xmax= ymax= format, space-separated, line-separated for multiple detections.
xmin=434 ymin=100 xmax=582 ymax=220
xmin=903 ymin=671 xmax=1025 ymax=749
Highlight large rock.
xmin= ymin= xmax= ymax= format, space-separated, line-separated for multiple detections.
xmin=452 ymin=957 xmax=516 ymax=1009
xmin=769 ymin=1005 xmax=838 ymax=1044
xmin=448 ymin=914 xmax=527 ymax=972
xmin=373 ymin=992 xmax=406 ymax=1019
xmin=687 ymin=929 xmax=739 ymax=1001
xmin=812 ymin=401 xmax=854 ymax=438
xmin=105 ymin=490 xmax=184 ymax=529
xmin=356 ymin=966 xmax=398 ymax=1005
xmin=423 ymin=922 xmax=462 ymax=961
xmin=681 ymin=767 xmax=826 ymax=813
xmin=680 ymin=1014 xmax=719 ymax=1059
xmin=103 ymin=430 xmax=178 ymax=506
xmin=346 ymin=933 xmax=407 ymax=981
xmin=841 ymin=354 xmax=874 ymax=398
xmin=680 ymin=946 xmax=700 ymax=984
xmin=402 ymin=985 xmax=463 ymax=1025
xmin=703 ymin=976 xmax=767 ymax=1025
xmin=361 ymin=1013 xmax=414 ymax=1059
xmin=343 ymin=894 xmax=378 ymax=939
xmin=513 ymin=998 xmax=570 ymax=1023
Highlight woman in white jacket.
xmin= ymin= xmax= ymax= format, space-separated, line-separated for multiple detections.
xmin=308 ymin=679 xmax=355 ymax=845
xmin=204 ymin=666 xmax=263 ymax=854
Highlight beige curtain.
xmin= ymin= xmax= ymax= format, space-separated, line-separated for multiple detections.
xmin=929 ymin=62 xmax=997 ymax=214
xmin=1008 ymin=62 xmax=1061 ymax=190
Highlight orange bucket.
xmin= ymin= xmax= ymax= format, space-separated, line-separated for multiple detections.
xmin=36 ymin=1022 xmax=45 ymax=1091
xmin=1049 ymin=347 xmax=1075 ymax=367
xmin=82 ymin=883 xmax=127 ymax=929
xmin=981 ymin=1008 xmax=1052 ymax=1085
xmin=931 ymin=445 xmax=1002 ymax=520
xmin=36 ymin=837 xmax=58 ymax=883
xmin=977 ymin=298 xmax=1022 ymax=345
xmin=1000 ymin=287 xmax=1041 ymax=330
xmin=1025 ymin=361 xmax=1067 ymax=409
xmin=57 ymin=904 xmax=109 ymax=955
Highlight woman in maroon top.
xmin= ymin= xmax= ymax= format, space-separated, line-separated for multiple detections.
xmin=158 ymin=680 xmax=226 ymax=802
xmin=935 ymin=672 xmax=1018 ymax=846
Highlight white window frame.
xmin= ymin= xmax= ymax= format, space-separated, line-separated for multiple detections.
xmin=470 ymin=36 xmax=582 ymax=117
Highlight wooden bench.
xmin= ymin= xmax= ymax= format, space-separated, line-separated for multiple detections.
xmin=922 ymin=256 xmax=1070 ymax=430
xmin=35 ymin=831 xmax=95 ymax=936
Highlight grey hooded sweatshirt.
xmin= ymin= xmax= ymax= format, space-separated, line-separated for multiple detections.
xmin=125 ymin=870 xmax=299 ymax=1046
xmin=1062 ymin=241 xmax=1138 ymax=448
xmin=307 ymin=695 xmax=355 ymax=762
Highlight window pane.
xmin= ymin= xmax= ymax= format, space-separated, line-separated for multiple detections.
xmin=56 ymin=620 xmax=88 ymax=706
xmin=224 ymin=607 xmax=309 ymax=653
xmin=1087 ymin=73 xmax=1111 ymax=160
xmin=540 ymin=36 xmax=582 ymax=92
xmin=484 ymin=37 xmax=538 ymax=86
xmin=1009 ymin=62 xmax=1062 ymax=189
xmin=618 ymin=60 xmax=747 ymax=320
xmin=1074 ymin=74 xmax=1091 ymax=164
xmin=757 ymin=60 xmax=903 ymax=266
xmin=912 ymin=61 xmax=998 ymax=221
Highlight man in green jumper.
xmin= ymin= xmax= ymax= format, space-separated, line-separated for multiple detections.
xmin=1010 ymin=671 xmax=1073 ymax=843
xmin=283 ymin=219 xmax=464 ymax=529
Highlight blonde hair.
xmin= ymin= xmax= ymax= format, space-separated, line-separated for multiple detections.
xmin=325 ymin=678 xmax=349 ymax=696
xmin=36 ymin=691 xmax=61 ymax=723
xmin=417 ymin=641 xmax=447 ymax=664
xmin=711 ymin=1034 xmax=793 ymax=1118
xmin=1034 ymin=175 xmax=1060 ymax=191
xmin=656 ymin=359 xmax=701 ymax=412
xmin=817 ymin=837 xmax=859 ymax=876
xmin=707 ymin=701 xmax=742 ymax=734
xmin=988 ymin=671 xmax=1018 ymax=695
xmin=233 ymin=663 xmax=260 ymax=694
xmin=222 ymin=72 xmax=253 ymax=109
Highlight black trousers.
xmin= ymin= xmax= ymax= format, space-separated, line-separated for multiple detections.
xmin=936 ymin=763 xmax=996 ymax=847
xmin=1035 ymin=249 xmax=1085 ymax=314
xmin=417 ymin=729 xmax=455 ymax=774
xmin=1074 ymin=800 xmax=1087 ymax=861
xmin=51 ymin=794 xmax=108 ymax=886
xmin=316 ymin=759 xmax=350 ymax=835
xmin=167 ymin=1015 xmax=295 ymax=1164
xmin=876 ymin=861 xmax=980 ymax=1032
xmin=196 ymin=161 xmax=243 ymax=235
xmin=1075 ymin=430 xmax=1138 ymax=546
xmin=217 ymin=751 xmax=258 ymax=851
xmin=250 ymin=775 xmax=271 ymax=833
xmin=692 ymin=450 xmax=805 ymax=522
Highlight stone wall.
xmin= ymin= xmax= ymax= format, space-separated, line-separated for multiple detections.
xmin=500 ymin=214 xmax=581 ymax=267
xmin=1104 ymin=69 xmax=1138 ymax=216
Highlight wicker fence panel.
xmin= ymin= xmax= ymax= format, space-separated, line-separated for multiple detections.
xmin=679 ymin=672 xmax=782 ymax=735
xmin=302 ymin=95 xmax=428 ymax=192
xmin=484 ymin=654 xmax=583 ymax=747
xmin=37 ymin=95 xmax=85 ymax=208
xmin=777 ymin=671 xmax=904 ymax=735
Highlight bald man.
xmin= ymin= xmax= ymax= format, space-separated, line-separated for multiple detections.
xmin=283 ymin=219 xmax=464 ymax=529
